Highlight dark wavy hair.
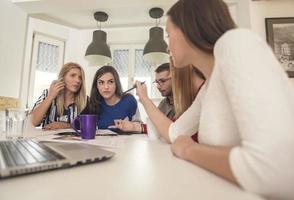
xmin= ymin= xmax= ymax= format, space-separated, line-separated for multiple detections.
xmin=167 ymin=0 xmax=236 ymax=54
xmin=87 ymin=66 xmax=123 ymax=114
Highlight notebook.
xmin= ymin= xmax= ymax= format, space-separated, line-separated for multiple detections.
xmin=0 ymin=138 xmax=115 ymax=179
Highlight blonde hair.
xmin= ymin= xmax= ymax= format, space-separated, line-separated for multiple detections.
xmin=171 ymin=65 xmax=196 ymax=118
xmin=55 ymin=62 xmax=87 ymax=117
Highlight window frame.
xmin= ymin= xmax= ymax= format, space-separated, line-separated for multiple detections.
xmin=27 ymin=32 xmax=65 ymax=108
xmin=110 ymin=43 xmax=162 ymax=99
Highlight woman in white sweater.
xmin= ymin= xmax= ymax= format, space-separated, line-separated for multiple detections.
xmin=136 ymin=0 xmax=294 ymax=199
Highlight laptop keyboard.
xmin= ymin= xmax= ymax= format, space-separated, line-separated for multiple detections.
xmin=0 ymin=139 xmax=65 ymax=168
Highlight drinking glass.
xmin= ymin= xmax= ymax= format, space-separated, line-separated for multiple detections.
xmin=5 ymin=109 xmax=28 ymax=139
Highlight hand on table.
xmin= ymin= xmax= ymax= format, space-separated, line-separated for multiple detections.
xmin=113 ymin=117 xmax=141 ymax=132
xmin=171 ymin=135 xmax=196 ymax=160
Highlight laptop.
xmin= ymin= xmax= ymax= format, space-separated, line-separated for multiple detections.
xmin=0 ymin=138 xmax=115 ymax=179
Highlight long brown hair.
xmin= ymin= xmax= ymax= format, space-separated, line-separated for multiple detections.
xmin=167 ymin=0 xmax=236 ymax=54
xmin=88 ymin=66 xmax=124 ymax=114
xmin=56 ymin=62 xmax=86 ymax=116
xmin=171 ymin=60 xmax=205 ymax=118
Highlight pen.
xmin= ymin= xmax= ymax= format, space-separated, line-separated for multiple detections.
xmin=96 ymin=134 xmax=118 ymax=136
xmin=123 ymin=81 xmax=145 ymax=94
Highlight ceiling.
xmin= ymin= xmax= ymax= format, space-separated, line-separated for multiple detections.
xmin=12 ymin=0 xmax=177 ymax=29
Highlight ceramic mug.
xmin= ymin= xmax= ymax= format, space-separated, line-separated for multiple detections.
xmin=72 ymin=114 xmax=97 ymax=139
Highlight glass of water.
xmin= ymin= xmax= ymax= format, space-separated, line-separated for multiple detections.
xmin=0 ymin=110 xmax=6 ymax=139
xmin=5 ymin=109 xmax=28 ymax=139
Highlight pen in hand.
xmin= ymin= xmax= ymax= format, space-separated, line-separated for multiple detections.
xmin=123 ymin=81 xmax=145 ymax=94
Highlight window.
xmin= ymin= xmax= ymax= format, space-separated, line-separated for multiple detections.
xmin=28 ymin=33 xmax=65 ymax=107
xmin=134 ymin=49 xmax=152 ymax=96
xmin=111 ymin=45 xmax=164 ymax=122
xmin=111 ymin=45 xmax=161 ymax=99
xmin=112 ymin=49 xmax=129 ymax=91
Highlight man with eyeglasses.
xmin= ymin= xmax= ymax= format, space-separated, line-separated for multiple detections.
xmin=113 ymin=63 xmax=175 ymax=133
xmin=153 ymin=63 xmax=175 ymax=120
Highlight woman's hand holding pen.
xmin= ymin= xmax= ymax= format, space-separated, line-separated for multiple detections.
xmin=48 ymin=79 xmax=65 ymax=100
xmin=135 ymin=81 xmax=149 ymax=103
xmin=123 ymin=81 xmax=145 ymax=94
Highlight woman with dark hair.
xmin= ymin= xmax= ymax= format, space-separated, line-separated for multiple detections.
xmin=136 ymin=0 xmax=294 ymax=199
xmin=82 ymin=66 xmax=141 ymax=130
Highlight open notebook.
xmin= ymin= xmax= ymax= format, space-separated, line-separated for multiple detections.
xmin=0 ymin=138 xmax=114 ymax=179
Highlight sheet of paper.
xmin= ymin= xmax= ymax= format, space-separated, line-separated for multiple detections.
xmin=96 ymin=129 xmax=118 ymax=136
xmin=86 ymin=136 xmax=124 ymax=148
xmin=32 ymin=129 xmax=123 ymax=149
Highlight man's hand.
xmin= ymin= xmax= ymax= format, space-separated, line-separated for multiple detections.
xmin=171 ymin=135 xmax=195 ymax=160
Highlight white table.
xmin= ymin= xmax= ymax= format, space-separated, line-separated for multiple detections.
xmin=0 ymin=130 xmax=264 ymax=200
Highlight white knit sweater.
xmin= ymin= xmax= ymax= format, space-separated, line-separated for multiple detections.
xmin=169 ymin=29 xmax=294 ymax=200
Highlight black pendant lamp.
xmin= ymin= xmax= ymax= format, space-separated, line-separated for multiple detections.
xmin=143 ymin=8 xmax=169 ymax=65
xmin=85 ymin=11 xmax=112 ymax=67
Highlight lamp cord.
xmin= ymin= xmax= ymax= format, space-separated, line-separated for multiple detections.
xmin=156 ymin=18 xmax=161 ymax=27
xmin=97 ymin=21 xmax=102 ymax=30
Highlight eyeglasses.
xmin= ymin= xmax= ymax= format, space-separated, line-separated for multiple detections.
xmin=153 ymin=77 xmax=171 ymax=87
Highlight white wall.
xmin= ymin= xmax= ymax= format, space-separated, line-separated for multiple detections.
xmin=0 ymin=0 xmax=27 ymax=98
xmin=235 ymin=0 xmax=251 ymax=28
xmin=248 ymin=0 xmax=294 ymax=84
xmin=249 ymin=0 xmax=294 ymax=39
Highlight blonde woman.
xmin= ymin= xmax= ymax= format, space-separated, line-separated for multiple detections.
xmin=31 ymin=62 xmax=87 ymax=130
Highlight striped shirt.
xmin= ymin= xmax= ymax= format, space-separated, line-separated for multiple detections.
xmin=32 ymin=89 xmax=78 ymax=127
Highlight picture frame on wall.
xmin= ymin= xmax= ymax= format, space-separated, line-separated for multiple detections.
xmin=265 ymin=17 xmax=294 ymax=78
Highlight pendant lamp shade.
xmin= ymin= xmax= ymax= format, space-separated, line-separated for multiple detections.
xmin=143 ymin=7 xmax=169 ymax=65
xmin=85 ymin=30 xmax=111 ymax=66
xmin=85 ymin=11 xmax=111 ymax=67
xmin=143 ymin=27 xmax=169 ymax=65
